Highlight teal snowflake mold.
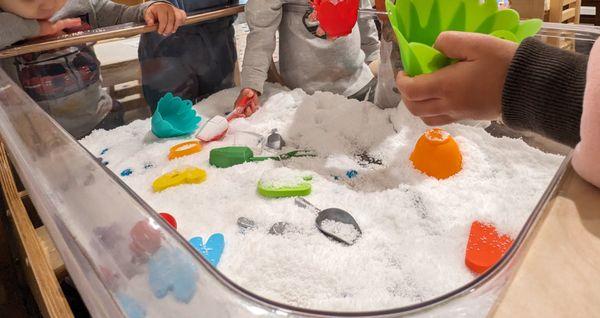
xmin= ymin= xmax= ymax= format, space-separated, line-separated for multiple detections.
xmin=151 ymin=93 xmax=202 ymax=138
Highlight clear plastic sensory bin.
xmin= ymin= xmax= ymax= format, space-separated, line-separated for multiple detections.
xmin=0 ymin=2 xmax=598 ymax=317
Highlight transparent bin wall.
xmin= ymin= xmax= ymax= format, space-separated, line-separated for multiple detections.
xmin=0 ymin=21 xmax=597 ymax=318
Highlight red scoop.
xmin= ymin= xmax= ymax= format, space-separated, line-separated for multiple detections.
xmin=227 ymin=95 xmax=250 ymax=121
xmin=312 ymin=0 xmax=359 ymax=37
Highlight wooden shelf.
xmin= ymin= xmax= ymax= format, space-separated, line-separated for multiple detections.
xmin=0 ymin=141 xmax=73 ymax=318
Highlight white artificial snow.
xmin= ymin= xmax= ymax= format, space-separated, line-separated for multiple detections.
xmin=259 ymin=167 xmax=310 ymax=188
xmin=319 ymin=219 xmax=360 ymax=243
xmin=80 ymin=84 xmax=563 ymax=312
xmin=425 ymin=128 xmax=450 ymax=142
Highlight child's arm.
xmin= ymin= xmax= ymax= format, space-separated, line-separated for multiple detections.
xmin=358 ymin=0 xmax=380 ymax=64
xmin=502 ymin=36 xmax=587 ymax=147
xmin=0 ymin=12 xmax=82 ymax=49
xmin=0 ymin=12 xmax=39 ymax=49
xmin=92 ymin=0 xmax=185 ymax=35
xmin=234 ymin=0 xmax=283 ymax=116
xmin=573 ymin=40 xmax=600 ymax=188
xmin=240 ymin=0 xmax=283 ymax=96
xmin=396 ymin=31 xmax=587 ymax=147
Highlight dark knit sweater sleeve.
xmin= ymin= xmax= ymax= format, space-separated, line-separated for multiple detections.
xmin=502 ymin=37 xmax=588 ymax=147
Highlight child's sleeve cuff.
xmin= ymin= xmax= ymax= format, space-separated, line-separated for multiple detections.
xmin=502 ymin=37 xmax=588 ymax=147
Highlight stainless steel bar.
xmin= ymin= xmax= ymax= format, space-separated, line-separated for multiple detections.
xmin=0 ymin=5 xmax=245 ymax=59
xmin=283 ymin=2 xmax=387 ymax=16
xmin=357 ymin=7 xmax=389 ymax=17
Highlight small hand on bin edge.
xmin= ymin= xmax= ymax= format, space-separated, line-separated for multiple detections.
xmin=143 ymin=2 xmax=187 ymax=36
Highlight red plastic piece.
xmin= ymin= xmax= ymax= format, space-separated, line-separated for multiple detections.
xmin=312 ymin=0 xmax=359 ymax=37
xmin=129 ymin=220 xmax=162 ymax=257
xmin=236 ymin=95 xmax=251 ymax=107
xmin=160 ymin=212 xmax=177 ymax=229
xmin=227 ymin=95 xmax=251 ymax=121
xmin=465 ymin=221 xmax=514 ymax=274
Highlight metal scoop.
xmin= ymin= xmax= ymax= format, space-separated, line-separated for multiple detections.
xmin=294 ymin=198 xmax=362 ymax=245
xmin=266 ymin=129 xmax=286 ymax=150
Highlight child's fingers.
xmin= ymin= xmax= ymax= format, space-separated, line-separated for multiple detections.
xmin=144 ymin=10 xmax=156 ymax=26
xmin=316 ymin=27 xmax=326 ymax=37
xmin=156 ymin=10 xmax=168 ymax=34
xmin=60 ymin=18 xmax=82 ymax=29
xmin=164 ymin=9 xmax=176 ymax=35
xmin=173 ymin=10 xmax=186 ymax=32
xmin=51 ymin=18 xmax=82 ymax=33
xmin=434 ymin=31 xmax=498 ymax=61
xmin=404 ymin=98 xmax=448 ymax=118
xmin=244 ymin=89 xmax=255 ymax=98
xmin=234 ymin=89 xmax=260 ymax=117
xmin=396 ymin=72 xmax=442 ymax=102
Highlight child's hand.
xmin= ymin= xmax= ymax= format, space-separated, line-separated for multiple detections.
xmin=144 ymin=3 xmax=187 ymax=36
xmin=38 ymin=18 xmax=82 ymax=37
xmin=235 ymin=88 xmax=260 ymax=117
xmin=396 ymin=32 xmax=518 ymax=126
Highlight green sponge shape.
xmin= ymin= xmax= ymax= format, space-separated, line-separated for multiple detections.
xmin=386 ymin=0 xmax=542 ymax=76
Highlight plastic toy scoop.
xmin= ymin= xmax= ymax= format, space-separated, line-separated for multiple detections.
xmin=196 ymin=115 xmax=229 ymax=142
xmin=152 ymin=167 xmax=207 ymax=192
xmin=196 ymin=96 xmax=251 ymax=143
xmin=168 ymin=141 xmax=202 ymax=160
xmin=209 ymin=146 xmax=254 ymax=168
xmin=266 ymin=129 xmax=286 ymax=150
xmin=410 ymin=128 xmax=462 ymax=179
xmin=465 ymin=221 xmax=514 ymax=274
xmin=294 ymin=197 xmax=362 ymax=245
xmin=258 ymin=170 xmax=313 ymax=198
xmin=209 ymin=146 xmax=316 ymax=168
xmin=258 ymin=179 xmax=312 ymax=198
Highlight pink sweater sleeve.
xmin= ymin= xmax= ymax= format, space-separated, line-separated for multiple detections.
xmin=572 ymin=39 xmax=600 ymax=188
